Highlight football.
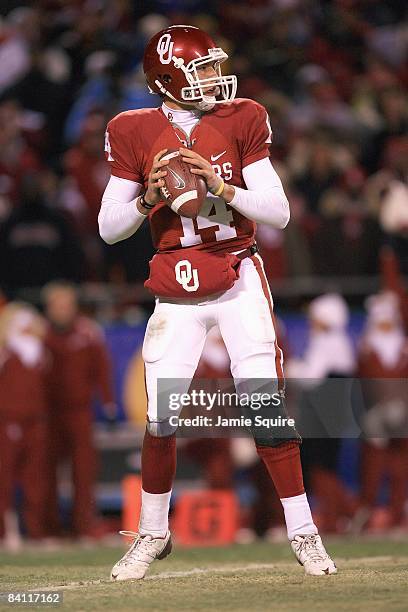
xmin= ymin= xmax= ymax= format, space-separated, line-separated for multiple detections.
xmin=160 ymin=150 xmax=207 ymax=218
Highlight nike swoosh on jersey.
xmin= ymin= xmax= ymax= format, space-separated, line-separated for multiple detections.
xmin=168 ymin=168 xmax=186 ymax=190
xmin=210 ymin=150 xmax=227 ymax=161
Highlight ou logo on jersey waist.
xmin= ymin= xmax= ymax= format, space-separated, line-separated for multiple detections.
xmin=175 ymin=260 xmax=200 ymax=292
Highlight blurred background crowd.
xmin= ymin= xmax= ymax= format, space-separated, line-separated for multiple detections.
xmin=0 ymin=0 xmax=407 ymax=548
xmin=0 ymin=0 xmax=406 ymax=292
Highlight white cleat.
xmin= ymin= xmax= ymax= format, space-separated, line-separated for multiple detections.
xmin=110 ymin=531 xmax=172 ymax=581
xmin=291 ymin=534 xmax=337 ymax=576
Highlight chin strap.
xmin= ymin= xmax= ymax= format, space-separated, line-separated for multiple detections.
xmin=153 ymin=78 xmax=216 ymax=112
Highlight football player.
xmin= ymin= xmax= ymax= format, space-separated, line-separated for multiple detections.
xmin=99 ymin=25 xmax=336 ymax=579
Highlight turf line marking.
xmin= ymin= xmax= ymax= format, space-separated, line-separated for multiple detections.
xmin=28 ymin=556 xmax=396 ymax=592
xmin=146 ymin=562 xmax=279 ymax=581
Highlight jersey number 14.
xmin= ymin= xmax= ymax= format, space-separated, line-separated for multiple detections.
xmin=179 ymin=198 xmax=238 ymax=247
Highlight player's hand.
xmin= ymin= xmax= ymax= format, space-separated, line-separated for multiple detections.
xmin=143 ymin=149 xmax=170 ymax=208
xmin=179 ymin=148 xmax=221 ymax=193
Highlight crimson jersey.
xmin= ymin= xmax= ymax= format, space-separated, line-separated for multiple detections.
xmin=105 ymin=98 xmax=272 ymax=253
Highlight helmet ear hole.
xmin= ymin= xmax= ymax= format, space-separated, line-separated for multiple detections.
xmin=162 ymin=74 xmax=172 ymax=84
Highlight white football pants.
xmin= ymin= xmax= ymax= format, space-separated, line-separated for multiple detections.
xmin=142 ymin=253 xmax=284 ymax=430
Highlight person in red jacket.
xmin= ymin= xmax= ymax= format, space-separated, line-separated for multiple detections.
xmin=42 ymin=281 xmax=116 ymax=538
xmin=355 ymin=291 xmax=408 ymax=531
xmin=0 ymin=303 xmax=48 ymax=544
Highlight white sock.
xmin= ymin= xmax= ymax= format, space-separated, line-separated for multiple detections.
xmin=139 ymin=489 xmax=171 ymax=538
xmin=280 ymin=492 xmax=318 ymax=541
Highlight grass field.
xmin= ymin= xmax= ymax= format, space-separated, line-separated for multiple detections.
xmin=1 ymin=539 xmax=408 ymax=611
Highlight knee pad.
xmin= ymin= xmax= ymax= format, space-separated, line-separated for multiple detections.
xmin=233 ymin=378 xmax=300 ymax=446
xmin=249 ymin=407 xmax=301 ymax=447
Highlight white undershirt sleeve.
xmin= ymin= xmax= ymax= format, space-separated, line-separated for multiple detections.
xmin=98 ymin=176 xmax=145 ymax=244
xmin=228 ymin=157 xmax=290 ymax=228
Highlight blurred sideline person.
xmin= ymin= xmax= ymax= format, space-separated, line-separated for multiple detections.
xmin=0 ymin=303 xmax=48 ymax=545
xmin=287 ymin=293 xmax=355 ymax=381
xmin=355 ymin=292 xmax=408 ymax=532
xmin=287 ymin=294 xmax=357 ymax=532
xmin=380 ymin=246 xmax=408 ymax=332
xmin=42 ymin=281 xmax=116 ymax=539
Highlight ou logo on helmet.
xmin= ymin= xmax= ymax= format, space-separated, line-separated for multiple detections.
xmin=157 ymin=34 xmax=174 ymax=65
xmin=175 ymin=260 xmax=200 ymax=292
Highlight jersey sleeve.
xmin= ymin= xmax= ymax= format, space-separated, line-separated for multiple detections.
xmin=241 ymin=102 xmax=273 ymax=168
xmin=104 ymin=114 xmax=143 ymax=183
